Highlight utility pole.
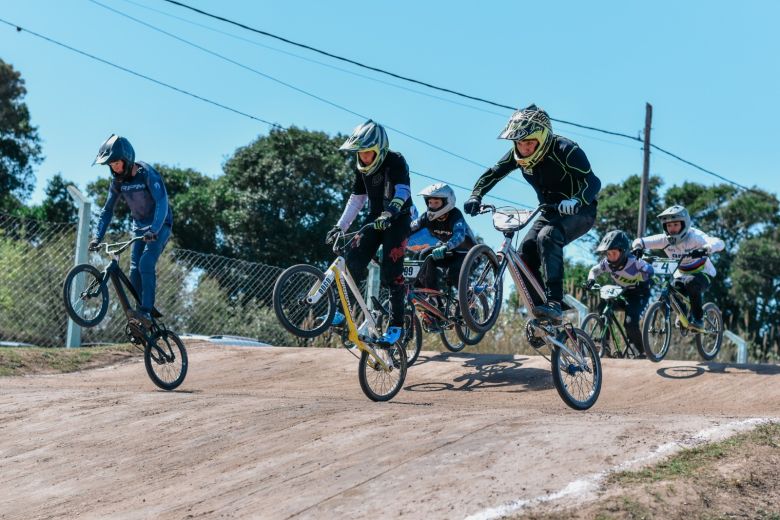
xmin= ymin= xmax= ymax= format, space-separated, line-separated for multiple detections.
xmin=637 ymin=103 xmax=653 ymax=237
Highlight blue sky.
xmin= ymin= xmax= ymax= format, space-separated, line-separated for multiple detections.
xmin=1 ymin=0 xmax=778 ymax=262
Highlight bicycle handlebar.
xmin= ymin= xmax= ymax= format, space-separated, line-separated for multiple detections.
xmin=332 ymin=223 xmax=377 ymax=254
xmin=414 ymin=246 xmax=456 ymax=260
xmin=477 ymin=202 xmax=557 ymax=217
xmin=93 ymin=236 xmax=145 ymax=256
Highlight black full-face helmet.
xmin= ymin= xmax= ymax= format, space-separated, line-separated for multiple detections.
xmin=93 ymin=134 xmax=135 ymax=181
xmin=596 ymin=230 xmax=631 ymax=269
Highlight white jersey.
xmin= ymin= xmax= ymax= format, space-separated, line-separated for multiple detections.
xmin=632 ymin=228 xmax=724 ymax=278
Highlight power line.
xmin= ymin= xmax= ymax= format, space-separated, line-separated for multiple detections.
xmin=2 ymin=14 xmax=536 ymax=206
xmin=0 ymin=17 xmax=283 ymax=130
xmin=159 ymin=0 xmax=764 ymax=194
xmin=650 ymin=143 xmax=756 ymax=193
xmin=88 ymin=0 xmax=501 ymax=173
xmin=116 ymin=0 xmax=510 ymax=120
xmin=159 ymin=0 xmax=641 ymax=141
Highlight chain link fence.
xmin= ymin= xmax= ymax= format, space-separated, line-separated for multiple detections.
xmin=0 ymin=214 xmax=78 ymax=347
xmin=1 ymin=213 xmax=303 ymax=348
xmin=0 ymin=212 xmax=750 ymax=362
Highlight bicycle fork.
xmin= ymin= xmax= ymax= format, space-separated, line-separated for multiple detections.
xmin=541 ymin=323 xmax=589 ymax=371
xmin=328 ymin=266 xmax=395 ymax=372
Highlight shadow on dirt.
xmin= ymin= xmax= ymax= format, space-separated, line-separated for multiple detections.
xmin=657 ymin=362 xmax=780 ymax=380
xmin=406 ymin=352 xmax=554 ymax=393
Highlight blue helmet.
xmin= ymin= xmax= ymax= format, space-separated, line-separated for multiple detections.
xmin=93 ymin=134 xmax=135 ymax=181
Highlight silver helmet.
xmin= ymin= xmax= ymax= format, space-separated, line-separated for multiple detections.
xmin=418 ymin=182 xmax=455 ymax=220
xmin=339 ymin=119 xmax=389 ymax=175
xmin=657 ymin=205 xmax=691 ymax=245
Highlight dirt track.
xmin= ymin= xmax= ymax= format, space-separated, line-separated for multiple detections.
xmin=1 ymin=343 xmax=779 ymax=520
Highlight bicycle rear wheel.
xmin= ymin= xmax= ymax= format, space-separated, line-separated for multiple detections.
xmin=581 ymin=312 xmax=610 ymax=358
xmin=144 ymin=329 xmax=188 ymax=391
xmin=273 ymin=264 xmax=336 ymax=338
xmin=63 ymin=264 xmax=109 ymax=327
xmin=457 ymin=244 xmax=503 ymax=333
xmin=454 ymin=293 xmax=488 ymax=347
xmin=695 ymin=302 xmax=723 ymax=361
xmin=550 ymin=327 xmax=602 ymax=410
xmin=642 ymin=301 xmax=672 ymax=362
xmin=358 ymin=344 xmax=407 ymax=401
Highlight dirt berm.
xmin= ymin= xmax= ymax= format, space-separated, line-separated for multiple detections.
xmin=1 ymin=343 xmax=778 ymax=519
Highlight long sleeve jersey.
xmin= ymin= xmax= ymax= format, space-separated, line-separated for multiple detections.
xmin=95 ymin=161 xmax=173 ymax=241
xmin=337 ymin=151 xmax=412 ymax=231
xmin=632 ymin=228 xmax=725 ymax=277
xmin=410 ymin=207 xmax=476 ymax=252
xmin=471 ymin=135 xmax=601 ymax=206
xmin=588 ymin=254 xmax=655 ymax=288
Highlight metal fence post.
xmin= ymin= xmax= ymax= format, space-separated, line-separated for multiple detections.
xmin=65 ymin=186 xmax=91 ymax=348
xmin=723 ymin=330 xmax=748 ymax=364
xmin=367 ymin=261 xmax=380 ymax=310
xmin=563 ymin=293 xmax=589 ymax=326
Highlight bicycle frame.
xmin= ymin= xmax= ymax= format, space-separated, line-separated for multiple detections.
xmin=305 ymin=251 xmax=392 ymax=370
xmin=480 ymin=205 xmax=587 ymax=365
xmin=650 ymin=258 xmax=694 ymax=329
xmin=595 ymin=298 xmax=636 ymax=356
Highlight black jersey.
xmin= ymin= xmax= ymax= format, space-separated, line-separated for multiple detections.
xmin=471 ymin=136 xmax=600 ymax=206
xmin=351 ymin=151 xmax=413 ymax=218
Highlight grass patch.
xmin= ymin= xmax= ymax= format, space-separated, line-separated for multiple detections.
xmin=608 ymin=425 xmax=774 ymax=485
xmin=0 ymin=344 xmax=141 ymax=376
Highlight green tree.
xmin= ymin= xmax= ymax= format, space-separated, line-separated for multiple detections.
xmin=593 ymin=174 xmax=664 ymax=240
xmin=215 ymin=126 xmax=352 ymax=267
xmin=0 ymin=59 xmax=43 ymax=213
xmin=155 ymin=165 xmax=217 ymax=253
xmin=731 ymin=229 xmax=780 ymax=360
xmin=20 ymin=173 xmax=78 ymax=224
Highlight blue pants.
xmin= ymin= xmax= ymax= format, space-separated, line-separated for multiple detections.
xmin=129 ymin=225 xmax=171 ymax=313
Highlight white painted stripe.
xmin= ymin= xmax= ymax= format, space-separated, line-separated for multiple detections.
xmin=465 ymin=417 xmax=772 ymax=520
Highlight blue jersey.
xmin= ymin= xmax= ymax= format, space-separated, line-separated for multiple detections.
xmin=95 ymin=161 xmax=173 ymax=240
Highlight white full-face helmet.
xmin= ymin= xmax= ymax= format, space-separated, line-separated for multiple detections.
xmin=418 ymin=182 xmax=455 ymax=220
xmin=657 ymin=205 xmax=692 ymax=245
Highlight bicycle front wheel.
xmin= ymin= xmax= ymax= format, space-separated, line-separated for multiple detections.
xmin=144 ymin=329 xmax=188 ymax=391
xmin=457 ymin=244 xmax=503 ymax=334
xmin=695 ymin=302 xmax=723 ymax=361
xmin=358 ymin=344 xmax=407 ymax=401
xmin=273 ymin=264 xmax=336 ymax=338
xmin=581 ymin=312 xmax=610 ymax=358
xmin=550 ymin=327 xmax=602 ymax=411
xmin=642 ymin=301 xmax=672 ymax=362
xmin=63 ymin=264 xmax=109 ymax=328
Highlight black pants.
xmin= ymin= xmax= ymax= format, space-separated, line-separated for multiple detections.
xmin=674 ymin=273 xmax=711 ymax=320
xmin=519 ymin=203 xmax=597 ymax=301
xmin=613 ymin=287 xmax=650 ymax=353
xmin=417 ymin=252 xmax=466 ymax=291
xmin=345 ymin=214 xmax=411 ymax=327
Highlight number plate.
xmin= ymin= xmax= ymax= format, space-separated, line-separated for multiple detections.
xmin=403 ymin=264 xmax=421 ymax=279
xmin=652 ymin=260 xmax=678 ymax=276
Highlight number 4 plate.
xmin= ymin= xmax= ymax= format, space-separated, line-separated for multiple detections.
xmin=652 ymin=260 xmax=678 ymax=276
